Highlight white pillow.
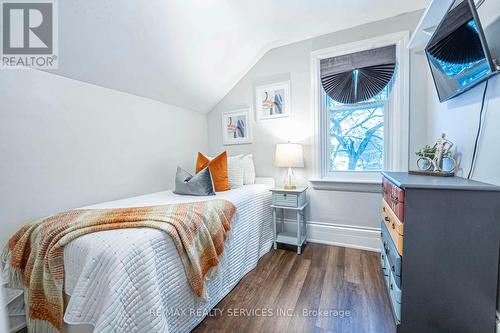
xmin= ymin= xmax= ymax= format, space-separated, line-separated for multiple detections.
xmin=242 ymin=154 xmax=256 ymax=185
xmin=227 ymin=155 xmax=245 ymax=189
xmin=209 ymin=154 xmax=244 ymax=189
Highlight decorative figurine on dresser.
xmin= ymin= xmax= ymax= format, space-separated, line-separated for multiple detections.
xmin=380 ymin=172 xmax=500 ymax=333
xmin=270 ymin=187 xmax=308 ymax=254
xmin=413 ymin=133 xmax=457 ymax=176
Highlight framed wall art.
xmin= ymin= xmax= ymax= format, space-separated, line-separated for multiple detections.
xmin=255 ymin=81 xmax=291 ymax=121
xmin=221 ymin=108 xmax=252 ymax=145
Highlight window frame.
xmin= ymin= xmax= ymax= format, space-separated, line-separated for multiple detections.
xmin=311 ymin=31 xmax=410 ymax=186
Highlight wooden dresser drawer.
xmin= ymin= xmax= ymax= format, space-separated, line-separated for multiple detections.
xmin=388 ymin=270 xmax=402 ymax=321
xmin=383 ymin=178 xmax=404 ymax=221
xmin=382 ymin=257 xmax=402 ymax=323
xmin=381 ymin=200 xmax=404 ymax=256
xmin=383 ymin=250 xmax=391 ymax=285
xmin=381 ymin=221 xmax=402 ymax=288
xmin=380 ymin=243 xmax=387 ymax=270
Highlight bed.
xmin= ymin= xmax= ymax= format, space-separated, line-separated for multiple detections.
xmin=61 ymin=178 xmax=274 ymax=333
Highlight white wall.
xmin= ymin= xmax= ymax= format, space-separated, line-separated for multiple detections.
xmin=426 ymin=75 xmax=500 ymax=184
xmin=206 ymin=11 xmax=427 ymax=251
xmin=0 ymin=69 xmax=207 ymax=247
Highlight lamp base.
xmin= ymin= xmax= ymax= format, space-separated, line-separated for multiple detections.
xmin=284 ymin=167 xmax=297 ymax=190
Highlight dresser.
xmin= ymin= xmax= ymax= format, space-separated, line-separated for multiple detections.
xmin=380 ymin=172 xmax=500 ymax=333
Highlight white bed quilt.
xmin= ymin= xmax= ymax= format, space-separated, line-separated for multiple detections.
xmin=63 ymin=184 xmax=273 ymax=333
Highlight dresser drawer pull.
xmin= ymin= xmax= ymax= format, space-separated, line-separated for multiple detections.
xmin=390 ymin=283 xmax=394 ymax=290
xmin=391 ymin=223 xmax=395 ymax=230
xmin=382 ymin=184 xmax=388 ymax=195
xmin=391 ymin=265 xmax=395 ymax=272
xmin=391 ymin=195 xmax=399 ymax=205
xmin=385 ymin=217 xmax=390 ymax=222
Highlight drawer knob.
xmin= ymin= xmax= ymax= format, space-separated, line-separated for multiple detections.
xmin=391 ymin=223 xmax=395 ymax=230
xmin=391 ymin=265 xmax=395 ymax=272
xmin=390 ymin=283 xmax=394 ymax=290
xmin=391 ymin=194 xmax=400 ymax=205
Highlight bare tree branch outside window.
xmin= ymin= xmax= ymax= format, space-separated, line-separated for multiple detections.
xmin=327 ymin=88 xmax=388 ymax=172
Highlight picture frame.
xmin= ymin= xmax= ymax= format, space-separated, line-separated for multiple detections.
xmin=255 ymin=81 xmax=291 ymax=121
xmin=221 ymin=108 xmax=252 ymax=145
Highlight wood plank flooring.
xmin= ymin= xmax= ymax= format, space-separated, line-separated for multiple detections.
xmin=192 ymin=243 xmax=396 ymax=333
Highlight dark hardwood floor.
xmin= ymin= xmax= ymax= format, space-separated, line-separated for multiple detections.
xmin=193 ymin=243 xmax=396 ymax=333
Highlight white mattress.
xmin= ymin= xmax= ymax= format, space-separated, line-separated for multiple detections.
xmin=63 ymin=182 xmax=273 ymax=333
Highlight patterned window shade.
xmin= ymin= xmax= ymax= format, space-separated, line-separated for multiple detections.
xmin=320 ymin=45 xmax=396 ymax=104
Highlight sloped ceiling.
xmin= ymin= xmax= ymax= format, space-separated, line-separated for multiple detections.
xmin=50 ymin=0 xmax=427 ymax=113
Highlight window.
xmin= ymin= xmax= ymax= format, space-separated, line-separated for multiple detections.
xmin=327 ymin=86 xmax=389 ymax=172
xmin=311 ymin=32 xmax=409 ymax=186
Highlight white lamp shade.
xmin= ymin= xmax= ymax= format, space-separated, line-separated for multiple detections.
xmin=275 ymin=143 xmax=304 ymax=168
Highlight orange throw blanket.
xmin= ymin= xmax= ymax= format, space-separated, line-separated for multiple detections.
xmin=1 ymin=199 xmax=236 ymax=333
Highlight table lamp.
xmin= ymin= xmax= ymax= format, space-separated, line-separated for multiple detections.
xmin=275 ymin=142 xmax=304 ymax=189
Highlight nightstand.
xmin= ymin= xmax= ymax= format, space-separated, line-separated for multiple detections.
xmin=270 ymin=187 xmax=308 ymax=254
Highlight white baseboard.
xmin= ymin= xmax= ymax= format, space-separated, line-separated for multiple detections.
xmin=281 ymin=219 xmax=380 ymax=252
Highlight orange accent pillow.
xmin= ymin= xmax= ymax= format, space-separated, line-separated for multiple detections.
xmin=196 ymin=152 xmax=229 ymax=192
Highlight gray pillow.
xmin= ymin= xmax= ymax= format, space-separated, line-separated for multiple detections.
xmin=174 ymin=167 xmax=215 ymax=196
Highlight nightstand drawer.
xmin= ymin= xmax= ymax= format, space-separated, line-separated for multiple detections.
xmin=273 ymin=193 xmax=300 ymax=207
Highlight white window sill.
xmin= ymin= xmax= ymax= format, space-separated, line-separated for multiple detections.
xmin=309 ymin=177 xmax=382 ymax=193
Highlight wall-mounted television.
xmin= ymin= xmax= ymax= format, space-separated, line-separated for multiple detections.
xmin=426 ymin=0 xmax=500 ymax=102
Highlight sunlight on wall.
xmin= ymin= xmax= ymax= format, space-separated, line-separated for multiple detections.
xmin=258 ymin=119 xmax=312 ymax=143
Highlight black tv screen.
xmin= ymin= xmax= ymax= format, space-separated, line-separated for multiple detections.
xmin=426 ymin=0 xmax=500 ymax=102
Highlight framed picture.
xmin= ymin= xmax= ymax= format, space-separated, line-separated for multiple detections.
xmin=221 ymin=108 xmax=252 ymax=145
xmin=255 ymin=81 xmax=291 ymax=121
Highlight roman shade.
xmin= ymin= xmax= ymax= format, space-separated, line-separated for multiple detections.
xmin=320 ymin=45 xmax=396 ymax=104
